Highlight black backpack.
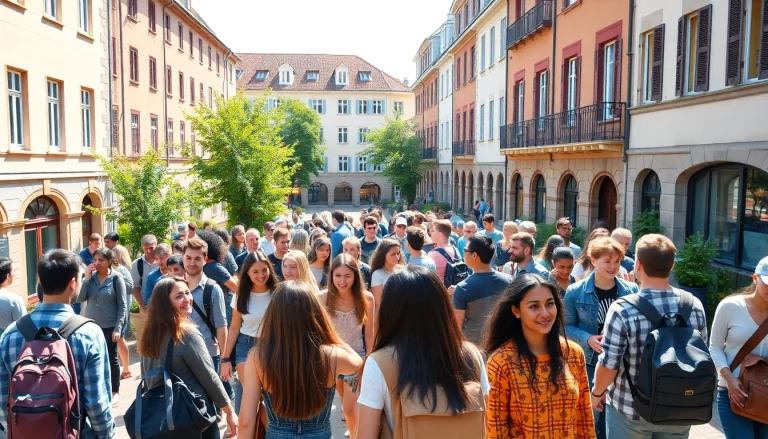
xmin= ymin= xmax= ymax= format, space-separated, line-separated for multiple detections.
xmin=621 ymin=290 xmax=716 ymax=425
xmin=433 ymin=246 xmax=471 ymax=287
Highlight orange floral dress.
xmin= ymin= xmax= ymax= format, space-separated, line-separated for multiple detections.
xmin=486 ymin=339 xmax=595 ymax=439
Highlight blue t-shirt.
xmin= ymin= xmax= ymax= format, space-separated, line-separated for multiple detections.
xmin=235 ymin=251 xmax=249 ymax=273
xmin=621 ymin=255 xmax=635 ymax=273
xmin=360 ymin=238 xmax=381 ymax=264
xmin=479 ymin=229 xmax=504 ymax=244
xmin=203 ymin=262 xmax=233 ymax=294
xmin=79 ymin=248 xmax=94 ymax=265
xmin=452 ymin=271 xmax=513 ymax=344
xmin=143 ymin=268 xmax=165 ymax=304
xmin=408 ymin=255 xmax=437 ymax=273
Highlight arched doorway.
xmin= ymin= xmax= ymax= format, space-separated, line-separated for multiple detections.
xmin=641 ymin=171 xmax=661 ymax=212
xmin=360 ymin=182 xmax=381 ymax=205
xmin=439 ymin=172 xmax=444 ymax=202
xmin=308 ymin=182 xmax=328 ymax=205
xmin=596 ymin=177 xmax=618 ymax=230
xmin=334 ymin=182 xmax=353 ymax=204
xmin=24 ymin=196 xmax=60 ymax=298
xmin=81 ymin=195 xmax=93 ymax=245
xmin=496 ymin=173 xmax=504 ymax=221
xmin=467 ymin=172 xmax=475 ymax=216
xmin=460 ymin=171 xmax=466 ymax=213
xmin=486 ymin=173 xmax=494 ymax=208
xmin=511 ymin=174 xmax=523 ymax=220
xmin=563 ymin=175 xmax=579 ymax=226
xmin=477 ymin=173 xmax=484 ymax=206
xmin=533 ymin=174 xmax=547 ymax=223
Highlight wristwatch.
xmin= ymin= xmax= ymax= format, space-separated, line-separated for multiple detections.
xmin=221 ymin=357 xmax=231 ymax=364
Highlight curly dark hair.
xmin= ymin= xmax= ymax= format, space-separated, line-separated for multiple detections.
xmin=195 ymin=230 xmax=227 ymax=264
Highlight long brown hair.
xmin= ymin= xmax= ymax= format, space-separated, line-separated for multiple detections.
xmin=236 ymin=251 xmax=279 ymax=314
xmin=138 ymin=276 xmax=195 ymax=359
xmin=575 ymin=228 xmax=609 ymax=271
xmin=369 ymin=238 xmax=404 ymax=273
xmin=325 ymin=254 xmax=367 ymax=326
xmin=258 ymin=280 xmax=342 ymax=420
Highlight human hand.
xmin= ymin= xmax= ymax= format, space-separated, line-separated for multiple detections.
xmin=112 ymin=331 xmax=121 ymax=343
xmin=725 ymin=374 xmax=748 ymax=409
xmin=220 ymin=362 xmax=232 ymax=381
xmin=225 ymin=411 xmax=238 ymax=437
xmin=588 ymin=335 xmax=604 ymax=353
xmin=591 ymin=392 xmax=607 ymax=412
xmin=447 ymin=285 xmax=456 ymax=295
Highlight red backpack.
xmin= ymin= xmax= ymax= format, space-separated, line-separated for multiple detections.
xmin=9 ymin=314 xmax=93 ymax=439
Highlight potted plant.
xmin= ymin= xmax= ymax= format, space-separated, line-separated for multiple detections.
xmin=674 ymin=233 xmax=719 ymax=306
xmin=129 ymin=298 xmax=146 ymax=341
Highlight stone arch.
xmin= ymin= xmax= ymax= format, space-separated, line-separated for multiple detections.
xmin=334 ymin=182 xmax=353 ymax=204
xmin=79 ymin=187 xmax=105 ymax=243
xmin=360 ymin=182 xmax=381 ymax=204
xmin=18 ymin=188 xmax=70 ymax=221
xmin=467 ymin=171 xmax=475 ymax=217
xmin=589 ymin=172 xmax=620 ymax=230
xmin=556 ymin=171 xmax=579 ymax=222
xmin=530 ymin=172 xmax=547 ymax=223
xmin=477 ymin=172 xmax=484 ymax=206
xmin=631 ymin=168 xmax=660 ymax=216
xmin=455 ymin=170 xmax=461 ymax=209
xmin=308 ymin=182 xmax=328 ymax=205
xmin=509 ymin=171 xmax=524 ymax=220
xmin=439 ymin=172 xmax=445 ymax=203
xmin=486 ymin=172 xmax=494 ymax=204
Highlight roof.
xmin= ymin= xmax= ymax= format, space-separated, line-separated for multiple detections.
xmin=169 ymin=0 xmax=239 ymax=62
xmin=236 ymin=53 xmax=411 ymax=93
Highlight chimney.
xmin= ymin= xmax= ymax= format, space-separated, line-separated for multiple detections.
xmin=403 ymin=77 xmax=410 ymax=86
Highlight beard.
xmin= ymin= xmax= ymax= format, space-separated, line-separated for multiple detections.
xmin=510 ymin=254 xmax=526 ymax=263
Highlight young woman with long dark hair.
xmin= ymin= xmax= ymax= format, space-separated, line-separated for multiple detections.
xmin=308 ymin=237 xmax=332 ymax=288
xmin=230 ymin=225 xmax=247 ymax=259
xmin=79 ymin=247 xmax=127 ymax=404
xmin=484 ymin=274 xmax=594 ymax=438
xmin=139 ymin=277 xmax=238 ymax=438
xmin=238 ymin=281 xmax=362 ymax=438
xmin=368 ymin=238 xmax=405 ymax=313
xmin=318 ymin=254 xmax=375 ymax=437
xmin=356 ymin=266 xmax=489 ymax=438
xmin=535 ymin=235 xmax=565 ymax=271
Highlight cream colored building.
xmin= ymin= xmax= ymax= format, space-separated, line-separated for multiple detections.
xmin=627 ymin=0 xmax=768 ymax=271
xmin=236 ymin=54 xmax=414 ymax=207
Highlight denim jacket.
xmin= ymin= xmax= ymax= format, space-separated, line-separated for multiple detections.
xmin=563 ymin=272 xmax=639 ymax=365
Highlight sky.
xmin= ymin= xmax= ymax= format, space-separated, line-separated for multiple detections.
xmin=192 ymin=0 xmax=454 ymax=83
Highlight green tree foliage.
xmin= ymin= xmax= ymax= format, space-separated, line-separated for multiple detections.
xmin=185 ymin=93 xmax=294 ymax=229
xmin=674 ymin=233 xmax=719 ymax=288
xmin=362 ymin=115 xmax=431 ymax=204
xmin=277 ymin=98 xmax=325 ymax=188
xmin=93 ymin=146 xmax=188 ymax=255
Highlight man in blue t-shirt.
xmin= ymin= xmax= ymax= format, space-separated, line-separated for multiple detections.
xmin=477 ymin=214 xmax=504 ymax=244
xmin=142 ymin=244 xmax=172 ymax=304
xmin=78 ymin=233 xmax=101 ymax=266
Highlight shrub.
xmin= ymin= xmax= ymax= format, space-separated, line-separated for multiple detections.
xmin=422 ymin=202 xmax=451 ymax=213
xmin=674 ymin=233 xmax=719 ymax=288
xmin=631 ymin=210 xmax=665 ymax=243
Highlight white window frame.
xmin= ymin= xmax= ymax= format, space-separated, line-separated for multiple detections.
xmin=81 ymin=90 xmax=92 ymax=150
xmin=338 ymin=99 xmax=349 ymax=114
xmin=358 ymin=100 xmax=368 ymax=114
xmin=279 ymin=69 xmax=292 ymax=85
xmin=603 ymin=42 xmax=616 ymax=118
xmin=744 ymin=0 xmax=761 ymax=82
xmin=372 ymin=100 xmax=383 ymax=115
xmin=307 ymin=71 xmax=319 ymax=81
xmin=358 ymin=127 xmax=369 ymax=144
xmin=516 ymin=81 xmax=524 ymax=134
xmin=336 ymin=70 xmax=348 ymax=85
xmin=359 ymin=72 xmax=372 ymax=81
xmin=357 ymin=155 xmax=368 ymax=172
xmin=131 ymin=113 xmax=140 ymax=153
xmin=490 ymin=26 xmax=496 ymax=66
xmin=500 ymin=19 xmax=507 ymax=59
xmin=375 ymin=163 xmax=385 ymax=172
xmin=273 ymin=99 xmax=282 ymax=108
xmin=394 ymin=101 xmax=404 ymax=114
xmin=338 ymin=155 xmax=349 ymax=172
xmin=45 ymin=0 xmax=58 ymax=19
xmin=489 ymin=100 xmax=495 ymax=140
xmin=479 ymin=104 xmax=485 ymax=140
xmin=150 ymin=117 xmax=158 ymax=149
xmin=7 ymin=71 xmax=24 ymax=149
xmin=47 ymin=80 xmax=61 ymax=150
xmin=537 ymin=71 xmax=548 ymax=131
xmin=683 ymin=15 xmax=699 ymax=94
xmin=568 ymin=57 xmax=578 ymax=112
xmin=79 ymin=0 xmax=89 ymax=33
xmin=481 ymin=35 xmax=486 ymax=71
xmin=167 ymin=120 xmax=173 ymax=144
xmin=338 ymin=127 xmax=348 ymax=144
xmin=642 ymin=31 xmax=654 ymax=103
xmin=311 ymin=99 xmax=324 ymax=113
xmin=255 ymin=71 xmax=268 ymax=80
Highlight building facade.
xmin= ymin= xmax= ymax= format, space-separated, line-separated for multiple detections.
xmin=236 ymin=54 xmax=414 ymax=207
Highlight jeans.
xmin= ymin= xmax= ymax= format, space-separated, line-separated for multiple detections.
xmin=201 ymin=422 xmax=221 ymax=439
xmin=717 ymin=387 xmax=768 ymax=439
xmin=586 ymin=364 xmax=606 ymax=439
xmin=211 ymin=355 xmax=235 ymax=402
xmin=101 ymin=327 xmax=119 ymax=393
xmin=606 ymin=404 xmax=690 ymax=439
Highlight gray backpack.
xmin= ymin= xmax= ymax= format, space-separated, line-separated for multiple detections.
xmin=621 ymin=290 xmax=716 ymax=425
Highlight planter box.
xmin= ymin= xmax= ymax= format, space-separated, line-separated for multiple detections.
xmin=130 ymin=311 xmax=147 ymax=342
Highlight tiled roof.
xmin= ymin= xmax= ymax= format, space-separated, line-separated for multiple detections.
xmin=236 ymin=53 xmax=411 ymax=93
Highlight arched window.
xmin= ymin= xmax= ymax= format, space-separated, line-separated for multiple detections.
xmin=512 ymin=174 xmax=523 ymax=220
xmin=641 ymin=171 xmax=661 ymax=212
xmin=534 ymin=175 xmax=546 ymax=223
xmin=689 ymin=164 xmax=768 ymax=269
xmin=24 ymin=196 xmax=60 ymax=299
xmin=563 ymin=175 xmax=578 ymax=226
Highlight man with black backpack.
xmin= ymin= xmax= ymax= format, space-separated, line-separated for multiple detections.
xmin=590 ymin=234 xmax=712 ymax=438
xmin=429 ymin=219 xmax=470 ymax=288
xmin=0 ymin=249 xmax=115 ymax=438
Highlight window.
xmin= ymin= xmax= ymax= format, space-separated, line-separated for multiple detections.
xmin=642 ymin=26 xmax=665 ymax=103
xmin=375 ymin=163 xmax=385 ymax=172
xmin=279 ymin=69 xmax=292 ymax=85
xmin=254 ymin=71 xmax=268 ymax=80
xmin=179 ymin=72 xmax=184 ymax=100
xmin=336 ymin=70 xmax=348 ymax=85
xmin=150 ymin=116 xmax=158 ymax=150
xmin=338 ymin=156 xmax=349 ymax=172
xmin=198 ymin=39 xmax=203 ymax=64
xmin=190 ymin=78 xmax=195 ymax=105
xmin=47 ymin=80 xmax=61 ymax=150
xmin=129 ymin=47 xmax=139 ymax=83
xmin=191 ymin=128 xmax=196 ymax=155
xmin=689 ymin=164 xmax=768 ymax=269
xmin=338 ymin=99 xmax=349 ymax=114
xmin=394 ymin=101 xmax=403 ymax=114
xmin=272 ymin=99 xmax=282 ymax=108
xmin=490 ymin=27 xmax=496 ymax=65
xmin=208 ymin=46 xmax=212 ymax=69
xmin=489 ymin=100 xmax=495 ymax=140
xmin=208 ymin=87 xmax=212 ymax=107
xmin=216 ymin=53 xmax=220 ymax=75
xmin=128 ymin=0 xmax=137 ymax=18
xmin=310 ymin=99 xmax=325 ymax=113
xmin=200 ymin=83 xmax=204 ymax=104
xmin=562 ymin=56 xmax=579 ymax=125
xmin=481 ymin=35 xmax=486 ymax=71
xmin=178 ymin=23 xmax=183 ymax=49
xmin=338 ymin=127 xmax=348 ymax=143
xmin=180 ymin=121 xmax=185 ymax=146
xmin=307 ymin=71 xmax=319 ymax=81
xmin=357 ymin=155 xmax=368 ymax=172
xmin=112 ymin=37 xmax=117 ymax=76
xmin=604 ymin=42 xmax=616 ymax=112
xmin=7 ymin=71 xmax=25 ymax=149
xmin=515 ymin=81 xmax=524 ymax=126
xmin=359 ymin=71 xmax=372 ymax=81
xmin=112 ymin=106 xmax=119 ymax=148
xmin=499 ymin=97 xmax=505 ymax=133
xmin=479 ymin=104 xmax=485 ymax=140
xmin=166 ymin=65 xmax=172 ymax=95
xmin=164 ymin=13 xmax=171 ymax=42
xmin=536 ymin=70 xmax=548 ymax=130
xmin=189 ymin=31 xmax=193 ymax=58
xmin=470 ymin=46 xmax=476 ymax=78
xmin=500 ymin=19 xmax=507 ymax=59
xmin=79 ymin=0 xmax=89 ymax=33
xmin=641 ymin=171 xmax=661 ymax=212
xmin=149 ymin=57 xmax=157 ymax=90
xmin=130 ymin=112 xmax=140 ymax=154
xmin=512 ymin=174 xmax=523 ymax=219
xmin=372 ymin=100 xmax=383 ymax=115
xmin=319 ymin=128 xmax=324 ymax=142
xmin=45 ymin=0 xmax=58 ymax=19
xmin=563 ymin=175 xmax=578 ymax=226
xmin=166 ymin=119 xmax=173 ymax=144
xmin=597 ymin=37 xmax=622 ymax=119
xmin=357 ymin=100 xmax=368 ymax=114
xmin=358 ymin=128 xmax=370 ymax=143
xmin=534 ymin=175 xmax=546 ymax=223
xmin=677 ymin=6 xmax=712 ymax=95
xmin=727 ymin=0 xmax=767 ymax=84
xmin=81 ymin=89 xmax=92 ymax=150
xmin=148 ymin=1 xmax=156 ymax=32
xmin=456 ymin=58 xmax=461 ymax=87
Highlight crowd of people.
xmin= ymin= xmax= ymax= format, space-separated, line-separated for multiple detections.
xmin=0 ymin=204 xmax=765 ymax=439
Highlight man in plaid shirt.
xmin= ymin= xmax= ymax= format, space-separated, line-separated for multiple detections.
xmin=590 ymin=234 xmax=707 ymax=438
xmin=0 ymin=249 xmax=115 ymax=439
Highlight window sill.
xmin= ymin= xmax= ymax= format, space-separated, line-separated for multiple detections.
xmin=1 ymin=0 xmax=26 ymax=12
xmin=77 ymin=31 xmax=94 ymax=42
xmin=150 ymin=86 xmax=157 ymax=93
xmin=149 ymin=29 xmax=157 ymax=36
xmin=127 ymin=15 xmax=138 ymax=23
xmin=562 ymin=0 xmax=582 ymax=14
xmin=178 ymin=48 xmax=185 ymax=54
xmin=179 ymin=98 xmax=185 ymax=103
xmin=46 ymin=150 xmax=69 ymax=156
xmin=165 ymin=39 xmax=172 ymax=46
xmin=41 ymin=14 xmax=63 ymax=29
xmin=4 ymin=148 xmax=32 ymax=156
xmin=129 ymin=80 xmax=139 ymax=87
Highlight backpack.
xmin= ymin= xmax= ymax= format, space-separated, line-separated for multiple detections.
xmin=433 ymin=247 xmax=471 ymax=287
xmin=191 ymin=280 xmax=217 ymax=341
xmin=372 ymin=347 xmax=485 ymax=439
xmin=621 ymin=290 xmax=716 ymax=425
xmin=9 ymin=314 xmax=93 ymax=439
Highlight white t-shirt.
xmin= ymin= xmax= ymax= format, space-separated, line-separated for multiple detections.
xmin=259 ymin=238 xmax=276 ymax=256
xmin=230 ymin=290 xmax=271 ymax=337
xmin=571 ymin=263 xmax=627 ymax=280
xmin=357 ymin=346 xmax=491 ymax=431
xmin=371 ymin=269 xmax=393 ymax=288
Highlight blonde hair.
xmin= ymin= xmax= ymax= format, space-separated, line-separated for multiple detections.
xmin=611 ymin=228 xmax=632 ymax=240
xmin=282 ymin=250 xmax=319 ymax=290
xmin=502 ymin=221 xmax=519 ymax=235
xmin=290 ymin=229 xmax=310 ymax=254
xmin=112 ymin=245 xmax=132 ymax=269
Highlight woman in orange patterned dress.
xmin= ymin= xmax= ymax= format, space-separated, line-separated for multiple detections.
xmin=484 ymin=274 xmax=595 ymax=439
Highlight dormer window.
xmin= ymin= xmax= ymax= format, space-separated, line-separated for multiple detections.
xmin=307 ymin=71 xmax=319 ymax=81
xmin=235 ymin=68 xmax=244 ymax=80
xmin=359 ymin=71 xmax=372 ymax=81
xmin=278 ymin=65 xmax=294 ymax=85
xmin=336 ymin=66 xmax=349 ymax=86
xmin=254 ymin=70 xmax=268 ymax=81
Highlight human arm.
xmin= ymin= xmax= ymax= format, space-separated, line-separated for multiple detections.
xmin=210 ymin=285 xmax=228 ymax=354
xmin=563 ymin=287 xmax=600 ymax=354
xmin=223 ymin=276 xmax=238 ymax=293
xmin=180 ymin=331 xmax=231 ymax=408
xmin=591 ymin=304 xmax=627 ymax=411
xmin=238 ymin=350 xmax=263 ymax=439
xmin=364 ymin=293 xmax=376 ymax=351
xmin=112 ymin=276 xmax=127 ymax=338
xmin=708 ymin=300 xmax=747 ymax=407
xmin=333 ymin=342 xmax=363 ymax=376
xmin=357 ymin=356 xmax=389 ymax=439
xmin=574 ymin=351 xmax=596 ymax=438
xmin=485 ymin=352 xmax=512 ymax=439
xmin=81 ymin=329 xmax=117 ymax=438
xmin=220 ymin=308 xmax=243 ymax=381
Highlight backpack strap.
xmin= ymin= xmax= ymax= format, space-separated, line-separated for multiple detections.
xmin=192 ymin=281 xmax=217 ymax=340
xmin=675 ymin=288 xmax=694 ymax=323
xmin=202 ymin=280 xmax=214 ymax=317
xmin=165 ymin=338 xmax=175 ymax=373
xmin=16 ymin=315 xmax=39 ymax=343
xmin=730 ymin=316 xmax=768 ymax=371
xmin=433 ymin=247 xmax=455 ymax=264
xmin=137 ymin=258 xmax=144 ymax=278
xmin=57 ymin=315 xmax=94 ymax=339
xmin=621 ymin=293 xmax=665 ymax=328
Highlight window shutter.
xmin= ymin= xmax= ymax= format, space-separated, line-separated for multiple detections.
xmin=759 ymin=0 xmax=768 ymax=79
xmin=651 ymin=25 xmax=665 ymax=101
xmin=594 ymin=48 xmax=605 ymax=105
xmin=560 ymin=60 xmax=567 ymax=112
xmin=613 ymin=39 xmax=622 ymax=117
xmin=367 ymin=159 xmax=373 ymax=172
xmin=356 ymin=100 xmax=361 ymax=115
xmin=694 ymin=5 xmax=712 ymax=92
xmin=675 ymin=17 xmax=686 ymax=96
xmin=322 ymin=100 xmax=327 ymax=114
xmin=348 ymin=158 xmax=352 ymax=172
xmin=367 ymin=100 xmax=373 ymax=115
xmin=575 ymin=56 xmax=581 ymax=108
xmin=381 ymin=101 xmax=386 ymax=115
xmin=725 ymin=0 xmax=743 ymax=85
xmin=512 ymin=83 xmax=519 ymax=123
xmin=323 ymin=156 xmax=328 ymax=172
xmin=533 ymin=74 xmax=540 ymax=118
xmin=354 ymin=156 xmax=359 ymax=172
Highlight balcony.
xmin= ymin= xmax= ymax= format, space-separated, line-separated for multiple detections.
xmin=500 ymin=102 xmax=625 ymax=152
xmin=506 ymin=0 xmax=553 ymax=50
xmin=422 ymin=146 xmax=437 ymax=160
xmin=452 ymin=139 xmax=476 ymax=157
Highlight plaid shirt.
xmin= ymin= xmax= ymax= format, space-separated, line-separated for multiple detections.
xmin=598 ymin=288 xmax=708 ymax=421
xmin=0 ymin=304 xmax=115 ymax=438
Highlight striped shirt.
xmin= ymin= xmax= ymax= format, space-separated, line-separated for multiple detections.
xmin=0 ymin=303 xmax=115 ymax=438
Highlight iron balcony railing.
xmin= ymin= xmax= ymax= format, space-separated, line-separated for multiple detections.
xmin=452 ymin=139 xmax=476 ymax=157
xmin=500 ymin=102 xmax=625 ymax=150
xmin=507 ymin=0 xmax=553 ymax=49
xmin=422 ymin=146 xmax=437 ymax=159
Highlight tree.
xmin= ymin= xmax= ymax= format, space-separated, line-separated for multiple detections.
xmin=93 ymin=146 xmax=189 ymax=255
xmin=362 ymin=114 xmax=431 ymax=204
xmin=185 ymin=93 xmax=294 ymax=229
xmin=277 ymin=98 xmax=325 ymax=188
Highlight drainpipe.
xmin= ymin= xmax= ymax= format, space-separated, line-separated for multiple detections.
xmin=107 ymin=0 xmax=113 ymax=160
xmin=622 ymin=0 xmax=635 ymax=226
xmin=117 ymin=0 xmax=127 ymax=155
xmin=225 ymin=49 xmax=233 ymax=99
xmin=503 ymin=24 xmax=510 ymax=221
xmin=550 ymin=0 xmax=557 ymax=120
xmin=162 ymin=3 xmax=169 ymax=165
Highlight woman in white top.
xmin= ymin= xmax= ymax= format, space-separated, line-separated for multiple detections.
xmin=281 ymin=250 xmax=319 ymax=291
xmin=308 ymin=237 xmax=332 ymax=289
xmin=709 ymin=258 xmax=768 ymax=439
xmin=368 ymin=238 xmax=405 ymax=314
xmin=220 ymin=250 xmax=278 ymax=386
xmin=357 ymin=266 xmax=489 ymax=438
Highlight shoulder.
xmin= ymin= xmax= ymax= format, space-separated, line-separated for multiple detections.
xmin=316 ymin=291 xmax=328 ymax=305
xmin=362 ymin=290 xmax=375 ymax=303
xmin=563 ymin=339 xmax=585 ymax=363
xmin=493 ymin=271 xmax=514 ymax=283
xmin=486 ymin=341 xmax=518 ymax=372
xmin=566 ymin=277 xmax=589 ymax=293
xmin=714 ymin=294 xmax=742 ymax=313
